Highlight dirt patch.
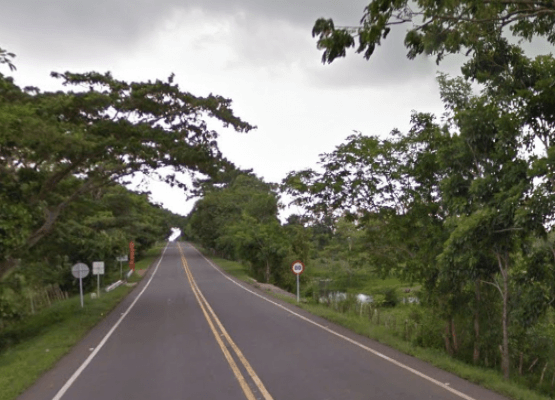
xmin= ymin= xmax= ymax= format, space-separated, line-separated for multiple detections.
xmin=249 ymin=278 xmax=295 ymax=299
xmin=136 ymin=269 xmax=147 ymax=277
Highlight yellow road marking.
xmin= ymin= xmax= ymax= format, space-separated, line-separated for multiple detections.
xmin=193 ymin=283 xmax=274 ymax=400
xmin=178 ymin=244 xmax=273 ymax=400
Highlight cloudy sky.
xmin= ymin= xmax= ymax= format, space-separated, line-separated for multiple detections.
xmin=1 ymin=0 xmax=466 ymax=217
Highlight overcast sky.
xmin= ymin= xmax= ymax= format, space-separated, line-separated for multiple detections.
xmin=1 ymin=0 xmax=468 ymax=217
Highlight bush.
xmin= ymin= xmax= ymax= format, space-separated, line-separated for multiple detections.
xmin=378 ymin=287 xmax=398 ymax=307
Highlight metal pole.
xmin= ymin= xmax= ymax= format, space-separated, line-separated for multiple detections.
xmin=79 ymin=276 xmax=84 ymax=308
xmin=297 ymin=274 xmax=300 ymax=303
xmin=119 ymin=261 xmax=122 ymax=279
xmin=97 ymin=274 xmax=100 ymax=298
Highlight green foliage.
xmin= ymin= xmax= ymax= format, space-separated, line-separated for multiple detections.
xmin=0 ymin=65 xmax=253 ymax=277
xmin=188 ymin=172 xmax=295 ymax=283
xmin=0 ymin=283 xmax=142 ymax=400
xmin=377 ymin=287 xmax=398 ymax=307
xmin=313 ymin=1 xmax=555 ymax=66
xmin=0 ymin=48 xmax=15 ymax=71
xmin=284 ymin=45 xmax=555 ymax=386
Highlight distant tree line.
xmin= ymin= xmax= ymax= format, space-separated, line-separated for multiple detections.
xmin=184 ymin=171 xmax=310 ymax=290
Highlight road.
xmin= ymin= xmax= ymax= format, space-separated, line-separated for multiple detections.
xmin=19 ymin=242 xmax=509 ymax=400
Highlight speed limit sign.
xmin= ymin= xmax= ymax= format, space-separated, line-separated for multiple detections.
xmin=291 ymin=261 xmax=305 ymax=275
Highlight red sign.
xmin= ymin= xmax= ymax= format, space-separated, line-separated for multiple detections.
xmin=129 ymin=241 xmax=135 ymax=270
xmin=291 ymin=261 xmax=305 ymax=275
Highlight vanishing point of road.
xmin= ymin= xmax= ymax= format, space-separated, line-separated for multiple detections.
xmin=18 ymin=242 xmax=509 ymax=400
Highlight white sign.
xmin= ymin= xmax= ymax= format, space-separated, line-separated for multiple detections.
xmin=116 ymin=255 xmax=128 ymax=262
xmin=93 ymin=261 xmax=105 ymax=275
xmin=71 ymin=263 xmax=90 ymax=279
xmin=291 ymin=261 xmax=305 ymax=275
xmin=291 ymin=260 xmax=305 ymax=303
xmin=71 ymin=263 xmax=89 ymax=308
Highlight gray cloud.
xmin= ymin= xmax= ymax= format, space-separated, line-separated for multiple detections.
xmin=1 ymin=0 xmax=177 ymax=62
xmin=0 ymin=0 xmax=368 ymax=50
xmin=305 ymin=25 xmax=439 ymax=89
xmin=0 ymin=0 xmax=457 ymax=89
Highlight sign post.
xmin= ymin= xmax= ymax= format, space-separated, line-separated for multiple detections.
xmin=71 ymin=263 xmax=90 ymax=308
xmin=92 ymin=261 xmax=105 ymax=298
xmin=129 ymin=241 xmax=135 ymax=271
xmin=116 ymin=255 xmax=128 ymax=279
xmin=291 ymin=261 xmax=305 ymax=303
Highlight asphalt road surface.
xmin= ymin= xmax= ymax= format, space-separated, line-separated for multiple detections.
xmin=19 ymin=242 xmax=510 ymax=400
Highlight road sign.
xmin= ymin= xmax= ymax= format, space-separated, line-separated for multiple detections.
xmin=71 ymin=263 xmax=90 ymax=279
xmin=291 ymin=261 xmax=305 ymax=303
xmin=291 ymin=261 xmax=305 ymax=275
xmin=92 ymin=261 xmax=105 ymax=275
xmin=129 ymin=241 xmax=135 ymax=270
xmin=116 ymin=255 xmax=128 ymax=278
xmin=71 ymin=263 xmax=89 ymax=308
xmin=92 ymin=261 xmax=104 ymax=298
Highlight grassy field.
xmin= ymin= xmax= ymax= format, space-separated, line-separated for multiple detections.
xmin=0 ymin=244 xmax=164 ymax=400
xmin=194 ymin=247 xmax=551 ymax=400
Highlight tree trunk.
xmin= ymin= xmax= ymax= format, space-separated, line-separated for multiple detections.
xmin=26 ymin=207 xmax=62 ymax=249
xmin=473 ymin=279 xmax=481 ymax=365
xmin=497 ymin=251 xmax=510 ymax=380
xmin=501 ymin=275 xmax=510 ymax=379
xmin=0 ymin=258 xmax=18 ymax=281
xmin=451 ymin=318 xmax=458 ymax=353
xmin=444 ymin=321 xmax=453 ymax=356
xmin=26 ymin=177 xmax=102 ymax=250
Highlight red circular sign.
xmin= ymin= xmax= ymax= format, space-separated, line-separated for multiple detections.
xmin=291 ymin=261 xmax=305 ymax=275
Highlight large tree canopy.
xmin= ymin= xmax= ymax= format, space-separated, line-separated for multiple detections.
xmin=0 ymin=65 xmax=254 ymax=276
xmin=283 ymin=50 xmax=555 ymax=378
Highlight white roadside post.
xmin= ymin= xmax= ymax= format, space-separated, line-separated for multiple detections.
xmin=71 ymin=263 xmax=90 ymax=308
xmin=92 ymin=262 xmax=105 ymax=298
xmin=116 ymin=255 xmax=128 ymax=279
xmin=291 ymin=261 xmax=305 ymax=303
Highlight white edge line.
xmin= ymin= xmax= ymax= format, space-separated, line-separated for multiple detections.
xmin=52 ymin=242 xmax=170 ymax=400
xmin=189 ymin=244 xmax=477 ymax=400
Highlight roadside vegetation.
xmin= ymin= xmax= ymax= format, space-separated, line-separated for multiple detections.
xmin=196 ymin=249 xmax=551 ymax=400
xmin=0 ymin=47 xmax=235 ymax=397
xmin=4 ymin=2 xmax=555 ymax=399
xmin=184 ymin=4 xmax=555 ymax=398
xmin=0 ymin=244 xmax=164 ymax=400
xmin=0 ymin=47 xmax=252 ymax=331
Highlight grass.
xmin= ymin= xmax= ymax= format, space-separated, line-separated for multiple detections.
xmin=194 ymin=247 xmax=552 ymax=400
xmin=0 ymin=245 xmax=164 ymax=400
xmin=200 ymin=253 xmax=253 ymax=282
xmin=134 ymin=243 xmax=166 ymax=273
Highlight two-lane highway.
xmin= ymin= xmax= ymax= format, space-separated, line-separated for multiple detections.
xmin=19 ymin=242 xmax=509 ymax=400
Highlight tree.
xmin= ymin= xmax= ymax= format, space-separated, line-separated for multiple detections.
xmin=312 ymin=0 xmax=555 ymax=65
xmin=188 ymin=173 xmax=291 ymax=283
xmin=283 ymin=120 xmax=448 ymax=285
xmin=188 ymin=173 xmax=279 ymax=259
xmin=434 ymin=66 xmax=555 ymax=378
xmin=0 ymin=47 xmax=15 ymax=71
xmin=222 ymin=214 xmax=289 ymax=283
xmin=17 ymin=184 xmax=182 ymax=289
xmin=308 ymin=1 xmax=555 ymax=381
xmin=0 ymin=69 xmax=253 ymax=278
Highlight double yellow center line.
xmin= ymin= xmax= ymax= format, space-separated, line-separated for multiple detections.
xmin=177 ymin=243 xmax=273 ymax=400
